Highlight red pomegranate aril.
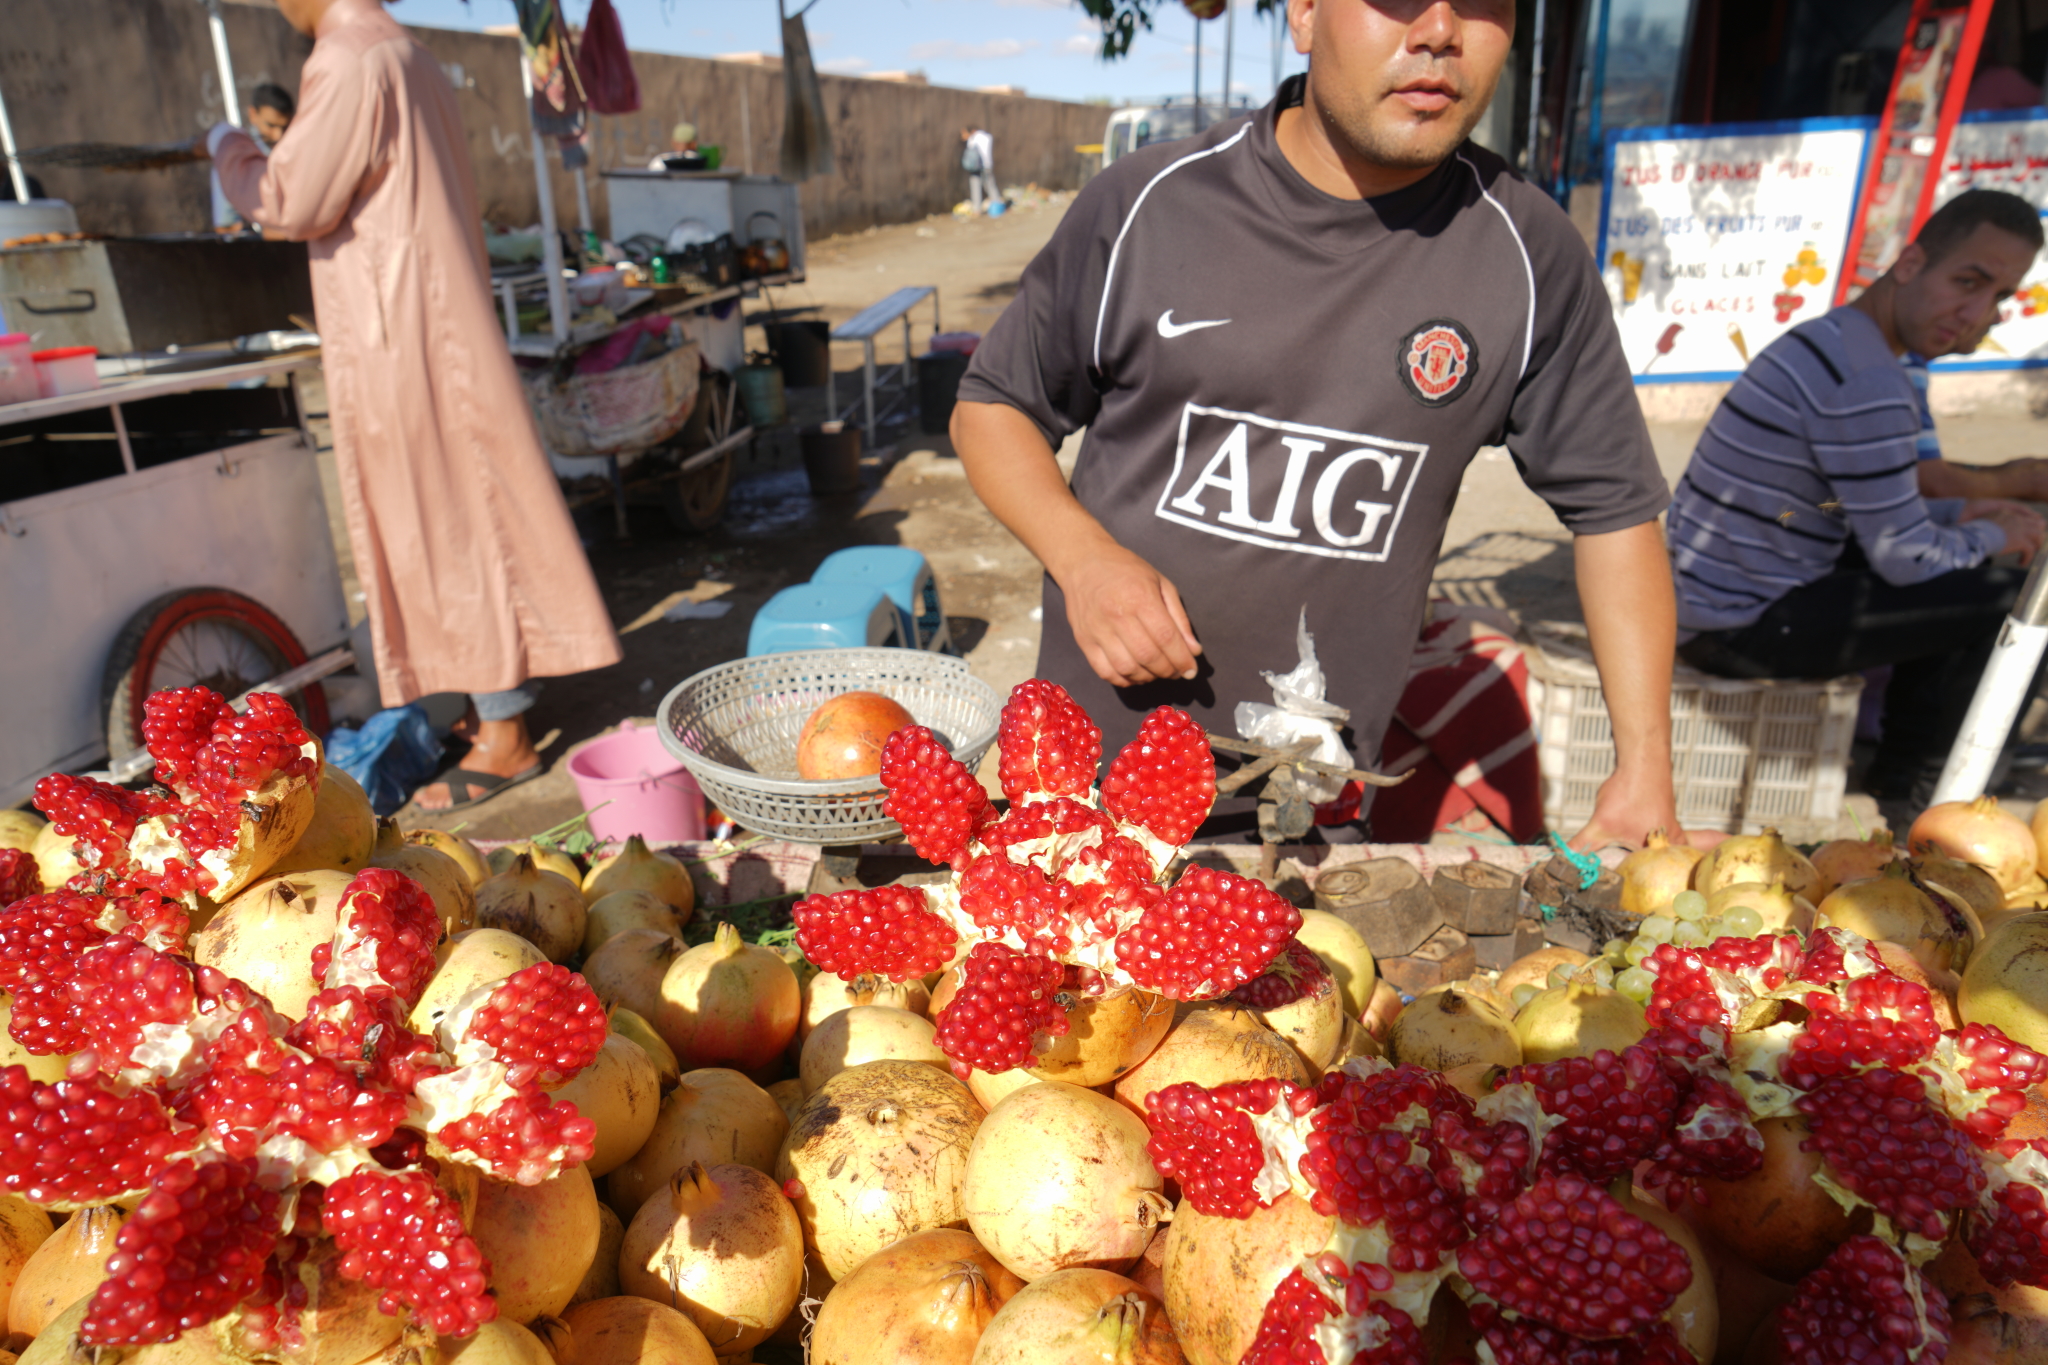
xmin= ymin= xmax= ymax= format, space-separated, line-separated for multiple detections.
xmin=1240 ymin=1268 xmax=1338 ymax=1365
xmin=1145 ymin=1078 xmax=1308 ymax=1218
xmin=1779 ymin=971 xmax=1943 ymax=1090
xmin=323 ymin=1167 xmax=496 ymax=1337
xmin=996 ymin=678 xmax=1102 ymax=805
xmin=1455 ymin=1170 xmax=1692 ymax=1341
xmin=956 ymin=855 xmax=1073 ymax=951
xmin=321 ymin=868 xmax=444 ymax=1006
xmin=461 ymin=964 xmax=608 ymax=1085
xmin=932 ymin=940 xmax=1067 ymax=1075
xmin=792 ymin=883 xmax=958 ymax=982
xmin=1967 ymin=1170 xmax=2048 ymax=1290
xmin=1113 ymin=864 xmax=1300 ymax=998
xmin=433 ymin=1085 xmax=596 ymax=1186
xmin=0 ymin=892 xmax=113 ymax=1053
xmin=878 ymin=727 xmax=997 ymax=867
xmin=0 ymin=850 xmax=39 ymax=909
xmin=0 ymin=1065 xmax=195 ymax=1205
xmin=1771 ymin=1234 xmax=1950 ymax=1365
xmin=1100 ymin=706 xmax=1214 ymax=846
xmin=1796 ymin=1068 xmax=1987 ymax=1242
xmin=82 ymin=1157 xmax=282 ymax=1344
xmin=1231 ymin=939 xmax=1333 ymax=1011
xmin=1508 ymin=1045 xmax=1681 ymax=1184
xmin=142 ymin=687 xmax=228 ymax=790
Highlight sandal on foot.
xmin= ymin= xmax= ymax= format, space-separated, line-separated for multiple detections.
xmin=417 ymin=763 xmax=544 ymax=812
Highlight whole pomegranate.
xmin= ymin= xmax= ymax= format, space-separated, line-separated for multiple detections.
xmin=1913 ymin=795 xmax=2038 ymax=896
xmin=466 ymin=1150 xmax=602 ymax=1322
xmin=963 ymin=1082 xmax=1170 ymax=1282
xmin=777 ymin=1059 xmax=984 ymax=1279
xmin=607 ymin=1067 xmax=787 ymax=1218
xmin=618 ymin=1162 xmax=803 ymax=1356
xmin=794 ymin=690 xmax=916 ymax=780
xmin=971 ymin=1267 xmax=1185 ymax=1363
xmin=654 ymin=922 xmax=800 ymax=1072
xmin=1618 ymin=828 xmax=1706 ymax=917
xmin=808 ymin=1228 xmax=1023 ymax=1365
xmin=1161 ymin=1192 xmax=1333 ymax=1365
xmin=473 ymin=853 xmax=586 ymax=963
xmin=560 ymin=1296 xmax=716 ymax=1365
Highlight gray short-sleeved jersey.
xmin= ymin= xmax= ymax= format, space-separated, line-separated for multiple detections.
xmin=959 ymin=77 xmax=1667 ymax=775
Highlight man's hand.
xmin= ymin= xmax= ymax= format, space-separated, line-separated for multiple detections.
xmin=1571 ymin=762 xmax=1682 ymax=852
xmin=1961 ymin=498 xmax=2045 ymax=564
xmin=1060 ymin=543 xmax=1201 ymax=686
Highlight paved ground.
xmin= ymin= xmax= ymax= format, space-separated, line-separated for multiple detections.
xmin=304 ymin=196 xmax=2048 ymax=844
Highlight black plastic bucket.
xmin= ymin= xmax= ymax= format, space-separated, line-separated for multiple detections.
xmin=918 ymin=351 xmax=973 ymax=434
xmin=767 ymin=320 xmax=833 ymax=388
xmin=800 ymin=421 xmax=862 ymax=495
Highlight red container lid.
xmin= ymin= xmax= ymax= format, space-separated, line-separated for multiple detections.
xmin=32 ymin=347 xmax=97 ymax=361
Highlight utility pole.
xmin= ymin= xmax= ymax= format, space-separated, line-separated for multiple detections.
xmin=1222 ymin=0 xmax=1235 ymax=115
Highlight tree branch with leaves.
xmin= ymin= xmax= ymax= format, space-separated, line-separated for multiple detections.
xmin=1075 ymin=0 xmax=1285 ymax=61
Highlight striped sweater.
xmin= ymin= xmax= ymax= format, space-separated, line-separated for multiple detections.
xmin=1668 ymin=307 xmax=2004 ymax=633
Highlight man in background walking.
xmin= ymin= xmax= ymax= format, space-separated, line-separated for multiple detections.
xmin=961 ymin=124 xmax=995 ymax=214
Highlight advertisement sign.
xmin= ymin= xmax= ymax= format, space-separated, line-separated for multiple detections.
xmin=1598 ymin=119 xmax=1873 ymax=382
xmin=1927 ymin=108 xmax=2048 ymax=372
xmin=1838 ymin=0 xmax=1997 ymax=303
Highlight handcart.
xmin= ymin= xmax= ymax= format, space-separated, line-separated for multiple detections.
xmin=0 ymin=350 xmax=352 ymax=805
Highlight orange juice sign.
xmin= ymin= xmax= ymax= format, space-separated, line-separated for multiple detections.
xmin=1600 ymin=123 xmax=1871 ymax=381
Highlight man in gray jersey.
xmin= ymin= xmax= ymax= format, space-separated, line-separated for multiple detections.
xmin=953 ymin=0 xmax=1679 ymax=847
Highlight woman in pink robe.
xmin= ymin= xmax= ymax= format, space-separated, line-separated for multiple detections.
xmin=209 ymin=0 xmax=621 ymax=809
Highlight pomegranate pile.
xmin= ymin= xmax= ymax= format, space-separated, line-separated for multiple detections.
xmin=4 ymin=677 xmax=2048 ymax=1365
xmin=0 ymin=687 xmax=607 ymax=1351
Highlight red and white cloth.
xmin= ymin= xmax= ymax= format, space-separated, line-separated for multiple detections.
xmin=1364 ymin=603 xmax=1544 ymax=843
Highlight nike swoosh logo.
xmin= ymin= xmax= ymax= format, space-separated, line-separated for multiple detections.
xmin=1157 ymin=310 xmax=1231 ymax=338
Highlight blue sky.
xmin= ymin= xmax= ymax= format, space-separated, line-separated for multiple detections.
xmin=390 ymin=0 xmax=1307 ymax=106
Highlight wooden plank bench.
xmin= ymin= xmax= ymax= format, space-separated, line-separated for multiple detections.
xmin=827 ymin=285 xmax=940 ymax=445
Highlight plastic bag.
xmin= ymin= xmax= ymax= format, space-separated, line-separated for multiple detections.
xmin=1233 ymin=610 xmax=1352 ymax=804
xmin=323 ymin=704 xmax=444 ymax=816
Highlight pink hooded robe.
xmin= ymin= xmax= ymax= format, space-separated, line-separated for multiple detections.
xmin=215 ymin=4 xmax=621 ymax=704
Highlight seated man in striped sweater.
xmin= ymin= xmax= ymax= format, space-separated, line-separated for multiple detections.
xmin=1669 ymin=189 xmax=2047 ymax=826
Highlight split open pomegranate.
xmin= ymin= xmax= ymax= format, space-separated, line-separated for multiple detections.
xmin=33 ymin=687 xmax=321 ymax=903
xmin=795 ymin=678 xmax=1298 ymax=1077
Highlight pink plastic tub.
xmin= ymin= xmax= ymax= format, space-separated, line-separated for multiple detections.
xmin=567 ymin=720 xmax=706 ymax=847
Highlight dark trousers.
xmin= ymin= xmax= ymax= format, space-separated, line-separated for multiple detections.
xmin=1679 ymin=562 xmax=2027 ymax=804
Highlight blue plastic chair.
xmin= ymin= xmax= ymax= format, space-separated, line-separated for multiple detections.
xmin=745 ymin=582 xmax=904 ymax=656
xmin=810 ymin=546 xmax=951 ymax=652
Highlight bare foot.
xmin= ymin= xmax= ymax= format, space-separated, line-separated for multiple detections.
xmin=413 ymin=716 xmax=543 ymax=811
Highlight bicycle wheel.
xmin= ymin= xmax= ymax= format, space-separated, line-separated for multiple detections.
xmin=101 ymin=588 xmax=330 ymax=760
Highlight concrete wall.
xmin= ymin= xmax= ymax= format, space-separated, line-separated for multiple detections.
xmin=3 ymin=1 xmax=1107 ymax=243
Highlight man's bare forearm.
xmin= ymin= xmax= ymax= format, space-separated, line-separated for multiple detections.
xmin=1576 ymin=522 xmax=1675 ymax=769
xmin=950 ymin=401 xmax=1118 ymax=579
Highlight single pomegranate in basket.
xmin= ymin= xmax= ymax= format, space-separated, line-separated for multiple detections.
xmin=794 ymin=690 xmax=916 ymax=780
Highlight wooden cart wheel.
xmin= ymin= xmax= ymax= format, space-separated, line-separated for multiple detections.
xmin=100 ymin=588 xmax=330 ymax=761
xmin=661 ymin=370 xmax=738 ymax=534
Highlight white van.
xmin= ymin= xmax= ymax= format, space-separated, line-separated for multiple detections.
xmin=1101 ymin=99 xmax=1252 ymax=169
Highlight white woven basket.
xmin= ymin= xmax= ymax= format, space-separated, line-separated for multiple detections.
xmin=657 ymin=649 xmax=1003 ymax=844
xmin=523 ymin=339 xmax=700 ymax=458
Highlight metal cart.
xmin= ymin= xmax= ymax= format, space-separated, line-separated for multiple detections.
xmin=501 ymin=168 xmax=807 ymax=537
xmin=0 ymin=352 xmax=351 ymax=806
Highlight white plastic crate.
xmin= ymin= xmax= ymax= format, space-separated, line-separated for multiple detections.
xmin=1522 ymin=621 xmax=1863 ymax=842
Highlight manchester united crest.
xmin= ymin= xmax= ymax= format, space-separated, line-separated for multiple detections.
xmin=1397 ymin=318 xmax=1478 ymax=406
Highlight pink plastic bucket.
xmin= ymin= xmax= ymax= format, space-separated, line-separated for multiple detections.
xmin=567 ymin=720 xmax=705 ymax=846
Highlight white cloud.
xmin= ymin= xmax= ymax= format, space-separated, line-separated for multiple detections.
xmin=817 ymin=56 xmax=872 ymax=73
xmin=1059 ymin=34 xmax=1099 ymax=55
xmin=994 ymin=0 xmax=1069 ymax=7
xmin=906 ymin=37 xmax=1038 ymax=61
